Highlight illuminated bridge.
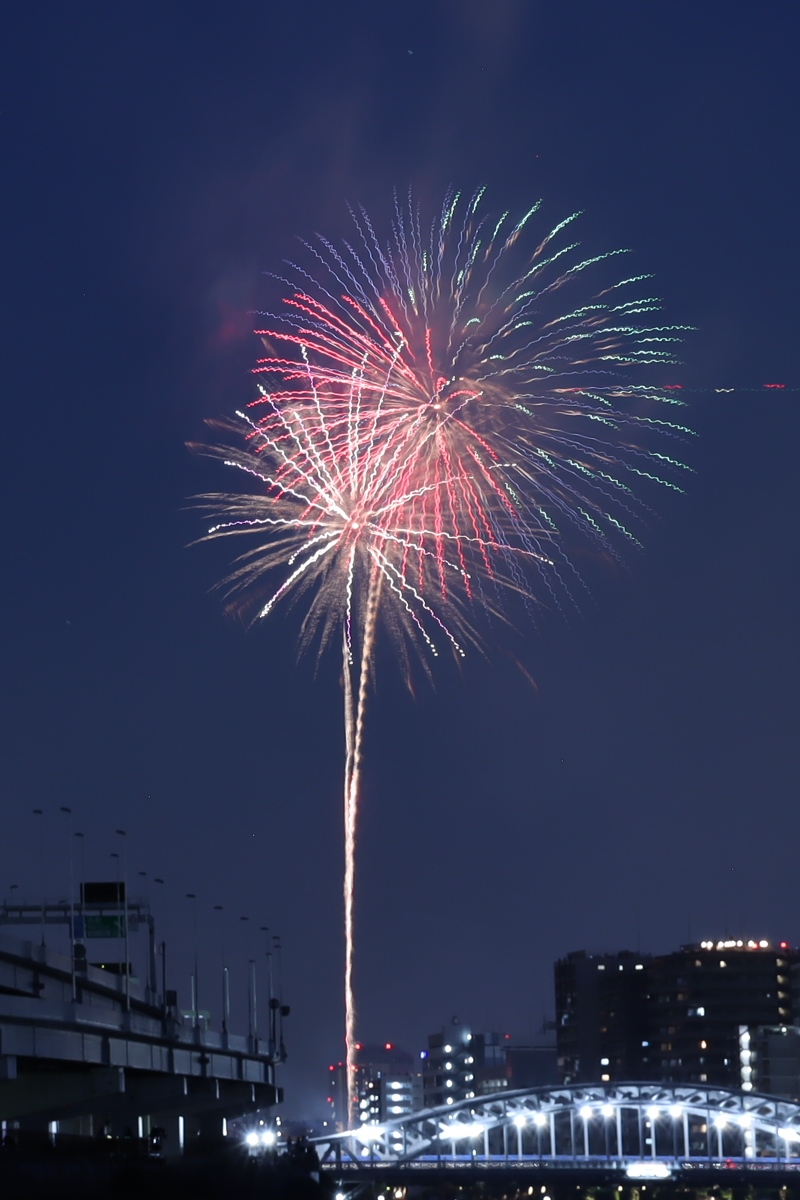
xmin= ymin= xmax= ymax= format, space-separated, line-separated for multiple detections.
xmin=314 ymin=1083 xmax=800 ymax=1185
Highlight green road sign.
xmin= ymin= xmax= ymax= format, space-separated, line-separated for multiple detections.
xmin=83 ymin=914 xmax=126 ymax=938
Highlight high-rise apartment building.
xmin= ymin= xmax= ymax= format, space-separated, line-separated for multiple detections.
xmin=555 ymin=938 xmax=800 ymax=1090
xmin=644 ymin=939 xmax=798 ymax=1087
xmin=554 ymin=949 xmax=651 ymax=1083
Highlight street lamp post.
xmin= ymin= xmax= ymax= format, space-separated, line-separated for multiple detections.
xmin=260 ymin=926 xmax=274 ymax=1056
xmin=60 ymin=806 xmax=77 ymax=1001
xmin=115 ymin=830 xmax=130 ymax=1011
xmin=215 ymin=905 xmax=229 ymax=1034
xmin=273 ymin=935 xmax=286 ymax=1060
xmin=239 ymin=916 xmax=254 ymax=1042
xmin=32 ymin=808 xmax=45 ymax=946
xmin=187 ymin=893 xmax=199 ymax=1029
xmin=75 ymin=831 xmax=86 ymax=945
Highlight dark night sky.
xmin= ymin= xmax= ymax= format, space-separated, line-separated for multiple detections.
xmin=2 ymin=3 xmax=798 ymax=1116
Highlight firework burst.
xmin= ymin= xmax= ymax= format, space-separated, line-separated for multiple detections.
xmin=195 ymin=189 xmax=691 ymax=1120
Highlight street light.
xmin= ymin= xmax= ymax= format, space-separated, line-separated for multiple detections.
xmin=579 ymin=1106 xmax=592 ymax=1158
xmin=187 ymin=893 xmax=199 ymax=1028
xmin=32 ymin=809 xmax=45 ymax=945
xmin=60 ymin=806 xmax=77 ymax=1001
xmin=215 ymin=905 xmax=229 ymax=1032
xmin=115 ymin=830 xmax=130 ymax=1010
xmin=151 ymin=877 xmax=166 ymax=1006
xmin=74 ymin=831 xmax=86 ymax=968
xmin=261 ymin=925 xmax=275 ymax=1054
xmin=273 ymin=934 xmax=286 ymax=1060
xmin=512 ymin=1113 xmax=526 ymax=1159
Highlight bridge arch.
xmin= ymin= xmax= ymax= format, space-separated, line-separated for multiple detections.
xmin=314 ymin=1083 xmax=800 ymax=1170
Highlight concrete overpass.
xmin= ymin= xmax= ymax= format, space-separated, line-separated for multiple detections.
xmin=0 ymin=901 xmax=280 ymax=1153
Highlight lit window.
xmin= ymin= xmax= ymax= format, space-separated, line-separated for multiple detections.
xmin=720 ymin=960 xmax=727 ymax=968
xmin=600 ymin=1058 xmax=609 ymax=1066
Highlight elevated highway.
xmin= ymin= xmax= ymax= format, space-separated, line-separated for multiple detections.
xmin=0 ymin=905 xmax=279 ymax=1152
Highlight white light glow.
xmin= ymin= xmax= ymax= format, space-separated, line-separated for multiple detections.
xmin=669 ymin=1105 xmax=683 ymax=1119
xmin=513 ymin=1115 xmax=527 ymax=1129
xmin=626 ymin=1162 xmax=671 ymax=1180
xmin=353 ymin=1125 xmax=385 ymax=1144
xmin=245 ymin=1131 xmax=259 ymax=1147
xmin=601 ymin=1104 xmax=614 ymax=1119
xmin=441 ymin=1121 xmax=485 ymax=1140
xmin=533 ymin=1113 xmax=547 ymax=1127
xmin=580 ymin=1106 xmax=592 ymax=1120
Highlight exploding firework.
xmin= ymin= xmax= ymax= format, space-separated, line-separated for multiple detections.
xmin=195 ymin=189 xmax=691 ymax=1120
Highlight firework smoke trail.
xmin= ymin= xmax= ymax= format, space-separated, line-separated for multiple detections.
xmin=343 ymin=570 xmax=382 ymax=1114
xmin=194 ymin=189 xmax=690 ymax=1125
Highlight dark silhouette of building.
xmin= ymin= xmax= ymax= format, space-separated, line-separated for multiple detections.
xmin=504 ymin=1032 xmax=559 ymax=1089
xmin=555 ymin=949 xmax=651 ymax=1083
xmin=644 ymin=939 xmax=798 ymax=1087
xmin=555 ymin=939 xmax=800 ymax=1091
